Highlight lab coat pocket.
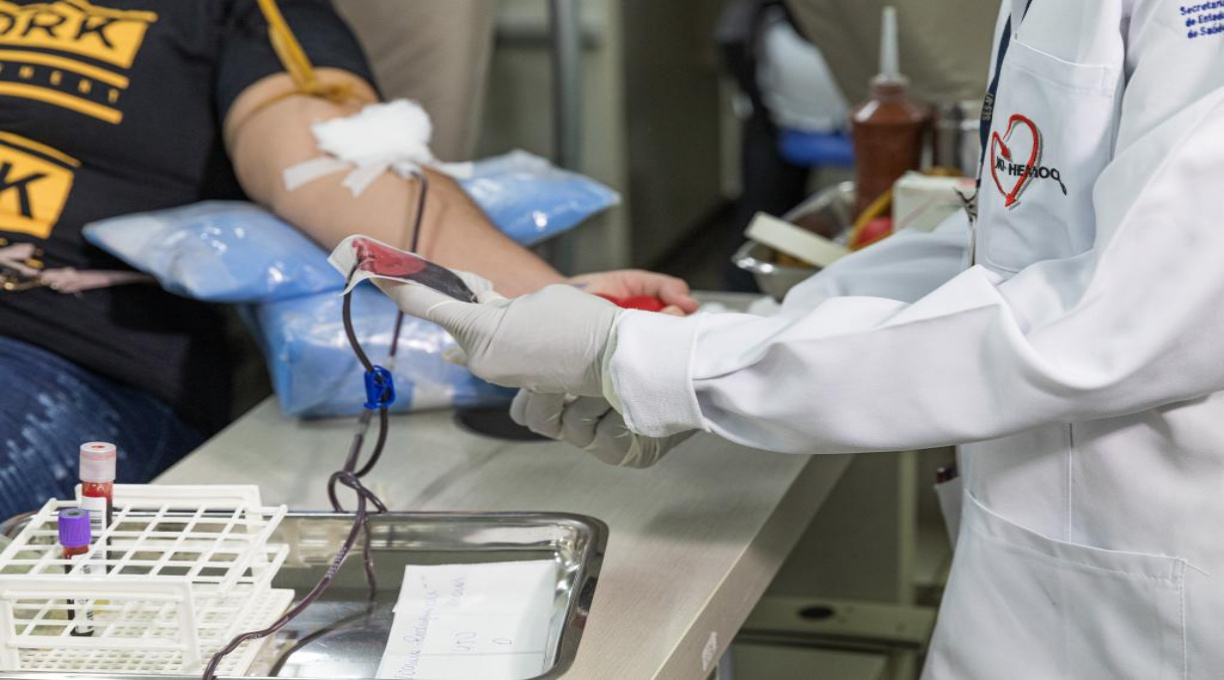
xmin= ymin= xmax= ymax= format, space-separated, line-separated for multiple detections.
xmin=924 ymin=493 xmax=1187 ymax=680
xmin=978 ymin=39 xmax=1122 ymax=274
xmin=933 ymin=475 xmax=962 ymax=549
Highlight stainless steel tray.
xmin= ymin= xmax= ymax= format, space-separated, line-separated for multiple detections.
xmin=0 ymin=511 xmax=607 ymax=680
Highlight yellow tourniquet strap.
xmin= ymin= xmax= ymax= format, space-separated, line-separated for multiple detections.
xmin=254 ymin=0 xmax=355 ymax=109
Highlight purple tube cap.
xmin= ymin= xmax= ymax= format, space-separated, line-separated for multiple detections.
xmin=58 ymin=508 xmax=92 ymax=548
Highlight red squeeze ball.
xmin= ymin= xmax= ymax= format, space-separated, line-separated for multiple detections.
xmin=853 ymin=217 xmax=893 ymax=250
xmin=596 ymin=294 xmax=667 ymax=312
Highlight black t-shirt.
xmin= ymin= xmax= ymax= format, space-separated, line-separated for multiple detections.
xmin=0 ymin=0 xmax=374 ymax=432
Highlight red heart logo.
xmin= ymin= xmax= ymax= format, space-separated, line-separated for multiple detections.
xmin=989 ymin=114 xmax=1043 ymax=209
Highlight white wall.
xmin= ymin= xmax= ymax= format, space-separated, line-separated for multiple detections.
xmin=478 ymin=0 xmax=629 ymax=273
xmin=478 ymin=0 xmax=728 ymax=272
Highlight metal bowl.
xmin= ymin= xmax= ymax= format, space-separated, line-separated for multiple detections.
xmin=733 ymin=241 xmax=816 ymax=302
xmin=734 ymin=182 xmax=857 ymax=301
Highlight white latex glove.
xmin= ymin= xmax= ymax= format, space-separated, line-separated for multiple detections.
xmin=510 ymin=390 xmax=694 ymax=469
xmin=377 ymin=275 xmax=623 ymax=397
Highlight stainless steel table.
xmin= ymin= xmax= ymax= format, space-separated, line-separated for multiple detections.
xmin=157 ymin=398 xmax=850 ymax=679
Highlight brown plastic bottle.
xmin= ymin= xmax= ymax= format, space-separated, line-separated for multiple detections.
xmin=850 ymin=8 xmax=930 ymax=218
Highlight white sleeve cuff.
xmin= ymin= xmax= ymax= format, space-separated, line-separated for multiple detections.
xmin=606 ymin=310 xmax=705 ymax=438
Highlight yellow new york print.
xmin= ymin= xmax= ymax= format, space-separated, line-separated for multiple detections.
xmin=0 ymin=0 xmax=157 ymax=123
xmin=0 ymin=132 xmax=77 ymax=239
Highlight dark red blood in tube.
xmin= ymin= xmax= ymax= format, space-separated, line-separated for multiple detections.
xmin=354 ymin=237 xmax=429 ymax=277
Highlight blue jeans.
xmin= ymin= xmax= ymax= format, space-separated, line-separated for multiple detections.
xmin=0 ymin=336 xmax=205 ymax=520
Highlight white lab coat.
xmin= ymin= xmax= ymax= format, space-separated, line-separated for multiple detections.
xmin=608 ymin=0 xmax=1224 ymax=677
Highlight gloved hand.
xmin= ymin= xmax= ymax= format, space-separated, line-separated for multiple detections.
xmin=377 ymin=273 xmax=623 ymax=397
xmin=510 ymin=390 xmax=694 ymax=468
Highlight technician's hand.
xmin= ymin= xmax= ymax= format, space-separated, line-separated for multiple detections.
xmin=510 ymin=391 xmax=694 ymax=468
xmin=377 ymin=274 xmax=622 ymax=397
xmin=569 ymin=270 xmax=698 ymax=316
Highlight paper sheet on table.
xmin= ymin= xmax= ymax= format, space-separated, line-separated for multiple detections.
xmin=376 ymin=560 xmax=558 ymax=680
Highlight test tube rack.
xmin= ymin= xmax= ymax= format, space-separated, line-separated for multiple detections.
xmin=0 ymin=485 xmax=294 ymax=676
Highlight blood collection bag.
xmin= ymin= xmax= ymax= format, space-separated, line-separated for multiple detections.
xmin=329 ymin=235 xmax=478 ymax=302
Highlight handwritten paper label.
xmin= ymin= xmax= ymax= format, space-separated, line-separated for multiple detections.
xmin=376 ymin=561 xmax=558 ymax=679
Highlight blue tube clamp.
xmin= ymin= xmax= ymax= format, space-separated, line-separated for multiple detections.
xmin=363 ymin=366 xmax=396 ymax=410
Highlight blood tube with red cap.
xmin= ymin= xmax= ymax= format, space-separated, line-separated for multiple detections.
xmin=58 ymin=508 xmax=95 ymax=636
xmin=79 ymin=442 xmax=115 ymax=537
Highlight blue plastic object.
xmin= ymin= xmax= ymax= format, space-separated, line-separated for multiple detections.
xmin=778 ymin=129 xmax=855 ymax=168
xmin=363 ymin=366 xmax=396 ymax=410
xmin=83 ymin=202 xmax=345 ymax=304
xmin=245 ymin=275 xmax=516 ymax=418
xmin=83 ymin=151 xmax=619 ymax=303
xmin=82 ymin=151 xmax=619 ymax=418
xmin=458 ymin=151 xmax=620 ymax=246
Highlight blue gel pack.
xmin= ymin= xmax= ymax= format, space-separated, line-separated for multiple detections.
xmin=458 ymin=151 xmax=621 ymax=246
xmin=83 ymin=151 xmax=620 ymax=304
xmin=245 ymin=287 xmax=514 ymax=418
xmin=82 ymin=151 xmax=617 ymax=417
xmin=83 ymin=201 xmax=346 ymax=304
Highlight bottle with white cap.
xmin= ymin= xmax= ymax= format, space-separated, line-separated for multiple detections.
xmin=79 ymin=442 xmax=116 ymax=537
xmin=849 ymin=6 xmax=930 ymax=221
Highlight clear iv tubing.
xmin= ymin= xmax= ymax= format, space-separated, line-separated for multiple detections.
xmin=201 ymin=172 xmax=429 ymax=680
